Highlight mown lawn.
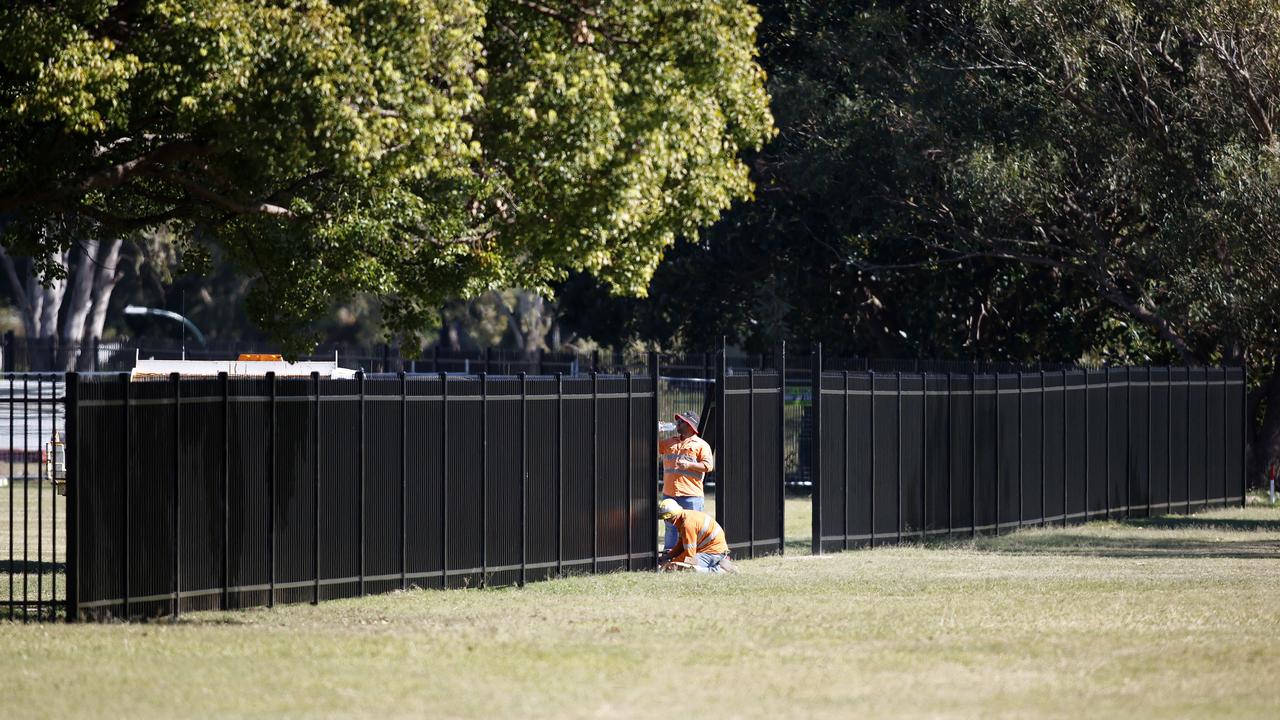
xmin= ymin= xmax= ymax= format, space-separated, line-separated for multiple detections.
xmin=2 ymin=499 xmax=1277 ymax=719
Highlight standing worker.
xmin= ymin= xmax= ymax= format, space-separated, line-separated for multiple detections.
xmin=657 ymin=499 xmax=737 ymax=574
xmin=658 ymin=411 xmax=715 ymax=556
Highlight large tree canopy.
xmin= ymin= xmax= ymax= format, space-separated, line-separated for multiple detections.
xmin=0 ymin=0 xmax=773 ymax=350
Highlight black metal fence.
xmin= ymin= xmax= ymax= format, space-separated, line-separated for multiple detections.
xmin=809 ymin=347 xmax=1248 ymax=552
xmin=66 ymin=369 xmax=658 ymax=620
xmin=6 ymin=340 xmax=1250 ymax=623
xmin=1 ymin=374 xmax=66 ymax=622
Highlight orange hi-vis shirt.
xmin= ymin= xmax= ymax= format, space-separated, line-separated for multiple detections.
xmin=668 ymin=509 xmax=729 ymax=564
xmin=658 ymin=434 xmax=714 ymax=497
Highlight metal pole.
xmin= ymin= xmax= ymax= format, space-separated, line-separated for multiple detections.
xmin=590 ymin=371 xmax=598 ymax=573
xmin=1105 ymin=370 xmax=1111 ymax=519
xmin=440 ymin=371 xmax=449 ymax=587
xmin=896 ymin=371 xmax=902 ymax=543
xmin=172 ymin=372 xmax=182 ymax=618
xmin=64 ymin=373 xmax=79 ymax=622
xmin=400 ymin=371 xmax=408 ymax=591
xmin=921 ymin=371 xmax=927 ymax=541
xmin=222 ymin=372 xmax=230 ymax=609
xmin=358 ymin=370 xmax=365 ymax=596
xmin=1126 ymin=366 xmax=1132 ymax=517
xmin=842 ymin=371 xmax=849 ymax=551
xmin=946 ymin=372 xmax=953 ymax=535
xmin=749 ymin=369 xmax=756 ymax=558
xmin=267 ymin=371 xmax=275 ymax=608
xmin=869 ymin=369 xmax=876 ymax=547
xmin=994 ymin=374 xmax=1000 ymax=537
xmin=971 ymin=373 xmax=977 ymax=537
xmin=1017 ymin=372 xmax=1023 ymax=529
xmin=520 ymin=372 xmax=528 ymax=585
xmin=1146 ymin=366 xmax=1152 ymax=516
xmin=811 ymin=344 xmax=822 ymax=554
xmin=1040 ymin=370 xmax=1046 ymax=526
xmin=624 ymin=371 xmax=632 ymax=571
xmin=776 ymin=342 xmax=786 ymax=556
xmin=36 ymin=378 xmax=43 ymax=620
xmin=312 ymin=371 xmax=320 ymax=605
xmin=556 ymin=372 xmax=564 ymax=575
xmin=6 ymin=374 xmax=12 ymax=620
xmin=1166 ymin=368 xmax=1172 ymax=514
xmin=716 ymin=341 xmax=728 ymax=533
xmin=1084 ymin=372 xmax=1090 ymax=520
xmin=122 ymin=373 xmax=131 ymax=619
xmin=1185 ymin=368 xmax=1191 ymax=514
xmin=480 ymin=372 xmax=488 ymax=586
xmin=648 ymin=352 xmax=660 ymax=566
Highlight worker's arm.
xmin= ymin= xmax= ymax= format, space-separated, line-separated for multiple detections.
xmin=675 ymin=445 xmax=714 ymax=473
xmin=668 ymin=520 xmax=698 ymax=565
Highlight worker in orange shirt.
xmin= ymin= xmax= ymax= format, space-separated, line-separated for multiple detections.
xmin=658 ymin=410 xmax=715 ymax=556
xmin=657 ymin=499 xmax=737 ymax=574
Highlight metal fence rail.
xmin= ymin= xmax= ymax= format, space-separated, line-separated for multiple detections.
xmin=809 ymin=346 xmax=1247 ymax=552
xmin=67 ymin=369 xmax=658 ymax=620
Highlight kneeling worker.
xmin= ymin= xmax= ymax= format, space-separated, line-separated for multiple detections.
xmin=657 ymin=498 xmax=738 ymax=574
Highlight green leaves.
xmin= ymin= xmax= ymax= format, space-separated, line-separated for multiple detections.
xmin=0 ymin=0 xmax=773 ymax=352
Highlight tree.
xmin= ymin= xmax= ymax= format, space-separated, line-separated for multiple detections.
xmin=0 ymin=0 xmax=773 ymax=352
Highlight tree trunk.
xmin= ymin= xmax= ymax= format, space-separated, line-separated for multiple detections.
xmin=59 ymin=240 xmax=98 ymax=370
xmin=78 ymin=238 xmax=123 ymax=371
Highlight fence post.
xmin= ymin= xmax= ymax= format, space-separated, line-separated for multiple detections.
xmin=400 ymin=371 xmax=408 ymax=591
xmin=869 ymin=369 xmax=876 ymax=547
xmin=520 ymin=372 xmax=528 ymax=585
xmin=121 ymin=373 xmax=131 ymax=619
xmin=1083 ymin=372 xmax=1090 ymax=520
xmin=1166 ymin=367 xmax=1172 ymax=514
xmin=267 ymin=372 xmax=277 ymax=608
xmin=1240 ymin=366 xmax=1247 ymax=507
xmin=897 ymin=371 xmax=903 ymax=542
xmin=556 ymin=371 xmax=564 ymax=575
xmin=748 ymin=368 xmax=756 ymax=558
xmin=648 ymin=352 xmax=660 ymax=566
xmin=1185 ymin=368 xmax=1191 ymax=514
xmin=1104 ymin=370 xmax=1111 ymax=519
xmin=1152 ymin=363 xmax=1162 ymax=515
xmin=221 ymin=372 xmax=230 ymax=609
xmin=1203 ymin=368 xmax=1210 ymax=508
xmin=1017 ymin=373 xmax=1023 ymax=529
xmin=312 ymin=371 xmax=320 ymax=605
xmin=440 ymin=371 xmax=449 ymax=587
xmin=776 ymin=342 xmax=785 ymax=556
xmin=946 ymin=372 xmax=953 ymax=535
xmin=1062 ymin=369 xmax=1068 ymax=527
xmin=993 ymin=373 xmax=1000 ymax=537
xmin=480 ymin=371 xmax=488 ymax=586
xmin=64 ymin=373 xmax=79 ymax=622
xmin=1125 ymin=365 xmax=1132 ymax=516
xmin=842 ymin=370 xmax=849 ymax=551
xmin=716 ymin=341 xmax=727 ymax=534
xmin=970 ymin=372 xmax=976 ymax=538
xmin=921 ymin=371 xmax=927 ymax=541
xmin=810 ymin=343 xmax=822 ymax=555
xmin=1040 ymin=370 xmax=1046 ymax=526
xmin=172 ymin=372 xmax=182 ymax=619
xmin=358 ymin=370 xmax=365 ymax=596
xmin=590 ymin=370 xmax=598 ymax=573
xmin=624 ymin=371 xmax=633 ymax=570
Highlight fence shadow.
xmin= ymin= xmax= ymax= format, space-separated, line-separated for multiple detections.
xmin=1 ymin=559 xmax=67 ymax=573
xmin=1123 ymin=516 xmax=1280 ymax=533
xmin=975 ymin=529 xmax=1279 ymax=560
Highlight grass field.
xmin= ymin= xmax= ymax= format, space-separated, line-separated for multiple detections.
xmin=2 ymin=496 xmax=1277 ymax=718
xmin=0 ymin=479 xmax=64 ymax=606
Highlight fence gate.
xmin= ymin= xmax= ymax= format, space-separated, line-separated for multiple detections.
xmin=1 ymin=374 xmax=66 ymax=622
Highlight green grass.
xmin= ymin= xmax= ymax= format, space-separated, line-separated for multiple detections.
xmin=3 ymin=499 xmax=1278 ymax=718
xmin=0 ymin=479 xmax=64 ymax=606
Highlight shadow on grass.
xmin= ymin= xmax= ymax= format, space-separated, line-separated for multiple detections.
xmin=0 ymin=559 xmax=66 ymax=573
xmin=979 ymin=531 xmax=1280 ymax=560
xmin=1124 ymin=516 xmax=1280 ymax=533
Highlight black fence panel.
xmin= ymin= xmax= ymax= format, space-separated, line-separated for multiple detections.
xmin=66 ymin=366 xmax=659 ymax=621
xmin=1019 ymin=373 xmax=1044 ymax=526
xmin=805 ymin=350 xmax=1249 ymax=554
xmin=948 ymin=375 xmax=975 ymax=534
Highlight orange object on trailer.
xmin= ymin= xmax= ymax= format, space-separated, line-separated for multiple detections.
xmin=238 ymin=353 xmax=284 ymax=361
